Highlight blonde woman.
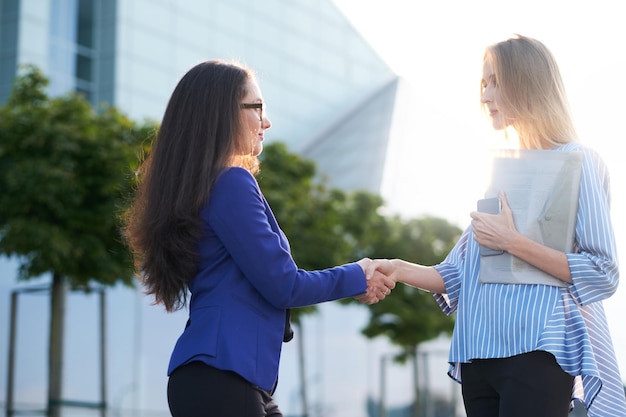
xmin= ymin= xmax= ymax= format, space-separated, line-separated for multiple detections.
xmin=367 ymin=35 xmax=626 ymax=417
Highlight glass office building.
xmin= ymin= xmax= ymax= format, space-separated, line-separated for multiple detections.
xmin=0 ymin=1 xmax=453 ymax=416
xmin=0 ymin=0 xmax=413 ymax=195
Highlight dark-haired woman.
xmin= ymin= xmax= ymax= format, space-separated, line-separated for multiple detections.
xmin=124 ymin=60 xmax=394 ymax=417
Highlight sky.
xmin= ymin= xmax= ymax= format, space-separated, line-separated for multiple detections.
xmin=333 ymin=0 xmax=626 ymax=401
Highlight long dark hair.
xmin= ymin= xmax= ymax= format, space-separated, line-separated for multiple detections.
xmin=124 ymin=60 xmax=255 ymax=311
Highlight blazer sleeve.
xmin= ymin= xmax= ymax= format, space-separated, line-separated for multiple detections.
xmin=204 ymin=167 xmax=366 ymax=308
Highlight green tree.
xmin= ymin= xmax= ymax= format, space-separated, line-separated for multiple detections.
xmin=360 ymin=216 xmax=462 ymax=417
xmin=258 ymin=142 xmax=355 ymax=417
xmin=258 ymin=142 xmax=353 ymax=270
xmin=0 ymin=65 xmax=155 ymax=417
xmin=259 ymin=142 xmax=462 ymax=416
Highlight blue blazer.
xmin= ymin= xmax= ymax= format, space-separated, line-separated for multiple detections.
xmin=167 ymin=167 xmax=367 ymax=391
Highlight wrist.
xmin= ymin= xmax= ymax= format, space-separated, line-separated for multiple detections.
xmin=390 ymin=259 xmax=406 ymax=283
xmin=503 ymin=231 xmax=525 ymax=255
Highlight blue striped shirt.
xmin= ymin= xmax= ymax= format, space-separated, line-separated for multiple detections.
xmin=433 ymin=143 xmax=626 ymax=416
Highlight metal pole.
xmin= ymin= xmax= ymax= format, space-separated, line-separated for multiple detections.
xmin=379 ymin=355 xmax=387 ymax=417
xmin=48 ymin=276 xmax=67 ymax=417
xmin=422 ymin=351 xmax=431 ymax=417
xmin=133 ymin=287 xmax=142 ymax=416
xmin=450 ymin=370 xmax=458 ymax=417
xmin=100 ymin=289 xmax=107 ymax=417
xmin=6 ymin=291 xmax=18 ymax=417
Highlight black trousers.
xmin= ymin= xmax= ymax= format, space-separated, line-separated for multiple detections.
xmin=167 ymin=361 xmax=283 ymax=417
xmin=460 ymin=350 xmax=575 ymax=417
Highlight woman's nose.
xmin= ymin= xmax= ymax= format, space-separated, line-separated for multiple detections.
xmin=262 ymin=115 xmax=271 ymax=130
xmin=481 ymin=84 xmax=496 ymax=103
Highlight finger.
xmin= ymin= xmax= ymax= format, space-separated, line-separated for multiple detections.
xmin=383 ymin=275 xmax=396 ymax=289
xmin=364 ymin=261 xmax=376 ymax=280
xmin=376 ymin=286 xmax=391 ymax=298
xmin=357 ymin=292 xmax=373 ymax=303
xmin=367 ymin=287 xmax=379 ymax=299
xmin=365 ymin=260 xmax=386 ymax=279
xmin=372 ymin=283 xmax=388 ymax=295
xmin=499 ymin=191 xmax=510 ymax=209
xmin=370 ymin=271 xmax=394 ymax=290
xmin=366 ymin=259 xmax=393 ymax=279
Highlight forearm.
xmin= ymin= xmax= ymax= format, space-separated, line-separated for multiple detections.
xmin=505 ymin=233 xmax=572 ymax=284
xmin=390 ymin=259 xmax=446 ymax=293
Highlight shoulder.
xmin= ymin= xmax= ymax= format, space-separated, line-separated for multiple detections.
xmin=555 ymin=143 xmax=608 ymax=175
xmin=213 ymin=167 xmax=260 ymax=195
xmin=216 ymin=166 xmax=257 ymax=185
xmin=556 ymin=142 xmax=604 ymax=161
xmin=203 ymin=167 xmax=263 ymax=214
xmin=557 ymin=143 xmax=612 ymax=203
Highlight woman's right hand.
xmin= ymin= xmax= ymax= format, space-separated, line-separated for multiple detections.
xmin=355 ymin=258 xmax=396 ymax=304
xmin=365 ymin=259 xmax=446 ymax=294
xmin=365 ymin=258 xmax=395 ymax=280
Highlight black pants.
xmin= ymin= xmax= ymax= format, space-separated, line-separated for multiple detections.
xmin=460 ymin=351 xmax=575 ymax=417
xmin=167 ymin=361 xmax=283 ymax=417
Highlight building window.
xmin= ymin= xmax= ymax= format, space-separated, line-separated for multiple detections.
xmin=49 ymin=0 xmax=95 ymax=102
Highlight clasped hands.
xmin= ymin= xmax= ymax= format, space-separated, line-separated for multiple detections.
xmin=354 ymin=258 xmax=396 ymax=304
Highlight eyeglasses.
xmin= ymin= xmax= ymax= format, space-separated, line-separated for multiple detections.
xmin=240 ymin=102 xmax=264 ymax=121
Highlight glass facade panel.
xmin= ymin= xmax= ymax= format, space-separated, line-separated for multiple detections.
xmin=116 ymin=57 xmax=177 ymax=119
xmin=76 ymin=53 xmax=92 ymax=81
xmin=15 ymin=0 xmax=51 ymax=73
xmin=77 ymin=0 xmax=93 ymax=47
xmin=172 ymin=0 xmax=212 ymax=18
xmin=129 ymin=27 xmax=169 ymax=64
xmin=135 ymin=0 xmax=172 ymax=34
xmin=50 ymin=0 xmax=77 ymax=63
xmin=173 ymin=16 xmax=212 ymax=49
xmin=48 ymin=0 xmax=98 ymax=103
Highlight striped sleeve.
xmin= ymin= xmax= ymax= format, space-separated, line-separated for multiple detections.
xmin=567 ymin=147 xmax=619 ymax=306
xmin=433 ymin=227 xmax=471 ymax=315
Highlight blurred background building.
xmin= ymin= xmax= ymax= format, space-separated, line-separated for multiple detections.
xmin=0 ymin=0 xmax=459 ymax=416
xmin=0 ymin=0 xmax=416 ymax=196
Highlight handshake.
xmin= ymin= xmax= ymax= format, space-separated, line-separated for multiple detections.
xmin=354 ymin=258 xmax=396 ymax=305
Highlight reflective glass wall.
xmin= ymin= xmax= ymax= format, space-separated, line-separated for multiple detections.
xmin=113 ymin=0 xmax=395 ymax=150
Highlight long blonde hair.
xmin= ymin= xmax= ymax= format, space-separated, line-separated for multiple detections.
xmin=483 ymin=35 xmax=578 ymax=149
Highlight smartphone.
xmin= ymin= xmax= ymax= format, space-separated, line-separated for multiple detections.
xmin=476 ymin=197 xmax=504 ymax=256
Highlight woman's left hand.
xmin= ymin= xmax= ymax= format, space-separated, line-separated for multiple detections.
xmin=355 ymin=258 xmax=395 ymax=304
xmin=470 ymin=191 xmax=518 ymax=252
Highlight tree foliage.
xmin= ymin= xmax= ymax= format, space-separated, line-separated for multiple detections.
xmin=359 ymin=216 xmax=462 ymax=362
xmin=258 ymin=142 xmax=462 ymax=358
xmin=0 ymin=65 xmax=156 ymax=288
xmin=257 ymin=142 xmax=350 ymax=323
xmin=0 ymin=66 xmax=459 ymax=415
xmin=258 ymin=142 xmax=352 ymax=271
xmin=0 ymin=64 xmax=156 ymax=417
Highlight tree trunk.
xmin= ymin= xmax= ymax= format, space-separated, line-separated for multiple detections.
xmin=412 ymin=350 xmax=421 ymax=417
xmin=295 ymin=322 xmax=309 ymax=417
xmin=379 ymin=355 xmax=388 ymax=417
xmin=47 ymin=273 xmax=67 ymax=417
xmin=99 ymin=289 xmax=107 ymax=417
